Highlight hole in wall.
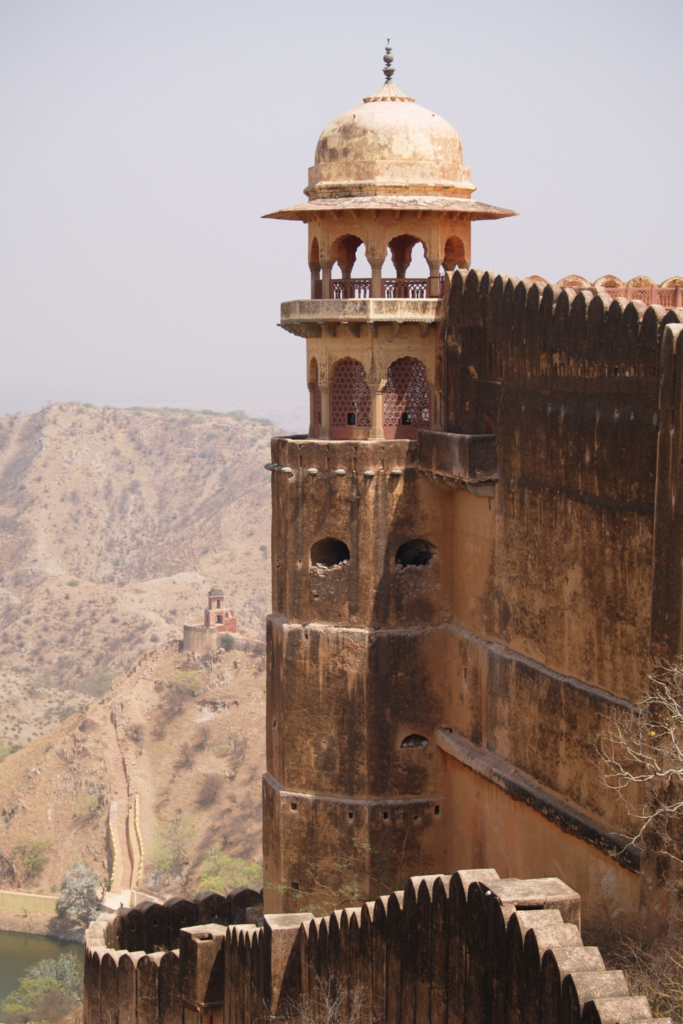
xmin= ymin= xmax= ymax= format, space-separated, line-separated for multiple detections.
xmin=383 ymin=811 xmax=389 ymax=820
xmin=292 ymin=881 xmax=299 ymax=890
xmin=401 ymin=734 xmax=428 ymax=748
xmin=311 ymin=537 xmax=350 ymax=568
xmin=395 ymin=539 xmax=435 ymax=567
xmin=434 ymin=805 xmax=440 ymax=816
xmin=348 ymin=811 xmax=354 ymax=820
xmin=290 ymin=802 xmax=297 ymax=811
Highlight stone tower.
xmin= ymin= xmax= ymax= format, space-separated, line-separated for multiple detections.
xmin=262 ymin=47 xmax=514 ymax=912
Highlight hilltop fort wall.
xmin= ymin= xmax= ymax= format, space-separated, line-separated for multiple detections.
xmin=265 ymin=266 xmax=683 ymax=940
xmin=437 ymin=270 xmax=683 ymax=939
xmin=83 ymin=871 xmax=671 ymax=1024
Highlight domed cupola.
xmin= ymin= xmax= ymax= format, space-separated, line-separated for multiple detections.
xmin=307 ymin=45 xmax=472 ymax=200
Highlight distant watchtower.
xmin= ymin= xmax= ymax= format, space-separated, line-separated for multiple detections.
xmin=262 ymin=45 xmax=514 ymax=912
xmin=204 ymin=586 xmax=236 ymax=634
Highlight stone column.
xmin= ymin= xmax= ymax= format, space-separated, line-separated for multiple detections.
xmin=368 ymin=373 xmax=385 ymax=440
xmin=319 ymin=386 xmax=331 ymax=440
xmin=308 ymin=384 xmax=316 ymax=438
xmin=368 ymin=257 xmax=384 ymax=299
xmin=310 ymin=268 xmax=321 ymax=299
xmin=321 ymin=260 xmax=333 ymax=300
xmin=428 ymin=259 xmax=442 ymax=298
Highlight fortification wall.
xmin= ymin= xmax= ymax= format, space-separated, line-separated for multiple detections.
xmin=443 ymin=270 xmax=681 ymax=698
xmin=83 ymin=871 xmax=671 ymax=1024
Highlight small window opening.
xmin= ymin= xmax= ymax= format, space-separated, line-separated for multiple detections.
xmin=311 ymin=537 xmax=350 ymax=568
xmin=216 ymin=614 xmax=223 ymax=624
xmin=348 ymin=811 xmax=354 ymax=820
xmin=292 ymin=881 xmax=299 ymax=891
xmin=383 ymin=811 xmax=389 ymax=820
xmin=272 ymin=720 xmax=277 ymax=730
xmin=347 ymin=412 xmax=356 ymax=425
xmin=434 ymin=805 xmax=440 ymax=816
xmin=401 ymin=412 xmax=412 ymax=425
xmin=413 ymin=815 xmax=421 ymax=823
xmin=290 ymin=802 xmax=298 ymax=811
xmin=217 ymin=599 xmax=221 ymax=609
xmin=396 ymin=539 xmax=435 ymax=567
xmin=401 ymin=734 xmax=428 ymax=748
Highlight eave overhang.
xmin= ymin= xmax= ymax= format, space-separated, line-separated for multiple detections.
xmin=263 ymin=194 xmax=517 ymax=222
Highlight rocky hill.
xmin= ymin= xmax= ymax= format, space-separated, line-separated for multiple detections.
xmin=0 ymin=402 xmax=273 ymax=749
xmin=0 ymin=639 xmax=266 ymax=922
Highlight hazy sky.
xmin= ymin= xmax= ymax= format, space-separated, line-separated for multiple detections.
xmin=1 ymin=0 xmax=681 ymax=430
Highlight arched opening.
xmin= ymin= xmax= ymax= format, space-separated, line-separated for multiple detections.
xmin=309 ymin=357 xmax=321 ymax=438
xmin=216 ymin=614 xmax=223 ymax=624
xmin=401 ymin=734 xmax=428 ymax=748
xmin=383 ymin=358 xmax=430 ymax=439
xmin=384 ymin=235 xmax=430 ymax=298
xmin=309 ymin=237 xmax=321 ymax=298
xmin=442 ymin=235 xmax=466 ymax=272
xmin=331 ymin=235 xmax=370 ymax=298
xmin=395 ymin=539 xmax=435 ymax=567
xmin=331 ymin=358 xmax=371 ymax=440
xmin=311 ymin=538 xmax=350 ymax=568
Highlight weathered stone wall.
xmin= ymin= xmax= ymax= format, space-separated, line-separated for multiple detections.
xmin=265 ymin=267 xmax=683 ymax=936
xmin=83 ymin=871 xmax=671 ymax=1024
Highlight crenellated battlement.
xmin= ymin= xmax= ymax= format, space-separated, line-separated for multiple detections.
xmin=446 ymin=267 xmax=682 ymax=383
xmin=83 ymin=872 xmax=671 ymax=1024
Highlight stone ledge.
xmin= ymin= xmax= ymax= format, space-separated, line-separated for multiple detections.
xmin=435 ymin=728 xmax=640 ymax=873
xmin=417 ymin=429 xmax=497 ymax=484
xmin=281 ymin=298 xmax=441 ymax=323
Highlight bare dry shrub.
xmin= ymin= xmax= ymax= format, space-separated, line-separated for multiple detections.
xmin=599 ymin=661 xmax=683 ymax=862
xmin=286 ymin=974 xmax=370 ymax=1024
xmin=604 ymin=938 xmax=683 ymax=1023
xmin=174 ymin=742 xmax=194 ymax=770
xmin=196 ymin=773 xmax=223 ymax=807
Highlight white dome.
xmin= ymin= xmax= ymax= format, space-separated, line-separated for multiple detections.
xmin=306 ymin=84 xmax=473 ymax=199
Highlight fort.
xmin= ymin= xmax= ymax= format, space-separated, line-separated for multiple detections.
xmin=259 ymin=44 xmax=683 ymax=947
xmin=82 ymin=45 xmax=682 ymax=1023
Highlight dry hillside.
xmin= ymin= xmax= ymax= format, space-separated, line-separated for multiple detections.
xmin=0 ymin=402 xmax=273 ymax=747
xmin=0 ymin=640 xmax=265 ymax=912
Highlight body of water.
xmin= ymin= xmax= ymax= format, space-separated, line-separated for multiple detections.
xmin=0 ymin=931 xmax=84 ymax=1005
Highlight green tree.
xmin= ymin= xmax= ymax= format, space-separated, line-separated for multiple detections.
xmin=1 ymin=953 xmax=82 ymax=1024
xmin=151 ymin=811 xmax=195 ymax=883
xmin=56 ymin=861 xmax=101 ymax=922
xmin=196 ymin=846 xmax=262 ymax=894
xmin=13 ymin=836 xmax=53 ymax=881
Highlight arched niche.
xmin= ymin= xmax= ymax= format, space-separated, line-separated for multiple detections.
xmin=330 ymin=358 xmax=371 ymax=440
xmin=383 ymin=357 xmax=431 ymax=439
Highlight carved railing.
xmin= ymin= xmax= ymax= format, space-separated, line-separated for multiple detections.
xmin=327 ymin=278 xmax=445 ymax=300
xmin=332 ymin=278 xmax=371 ymax=299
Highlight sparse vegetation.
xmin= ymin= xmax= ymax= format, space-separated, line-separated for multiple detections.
xmin=13 ymin=836 xmax=53 ymax=880
xmin=55 ymin=861 xmax=102 ymax=921
xmin=75 ymin=792 xmax=104 ymax=820
xmin=196 ymin=845 xmax=261 ymax=894
xmin=196 ymin=773 xmax=223 ymax=806
xmin=150 ymin=811 xmax=195 ymax=885
xmin=599 ymin=661 xmax=683 ymax=862
xmin=604 ymin=938 xmax=683 ymax=1024
xmin=0 ymin=952 xmax=83 ymax=1024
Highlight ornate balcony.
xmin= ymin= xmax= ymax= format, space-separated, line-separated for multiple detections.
xmin=279 ymin=297 xmax=442 ymax=337
xmin=323 ymin=277 xmax=444 ymax=300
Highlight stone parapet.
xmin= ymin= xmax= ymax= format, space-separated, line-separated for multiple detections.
xmin=83 ymin=872 xmax=670 ymax=1024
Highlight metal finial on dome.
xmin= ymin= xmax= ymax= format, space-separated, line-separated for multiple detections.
xmin=364 ymin=39 xmax=413 ymax=102
xmin=383 ymin=39 xmax=395 ymax=83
